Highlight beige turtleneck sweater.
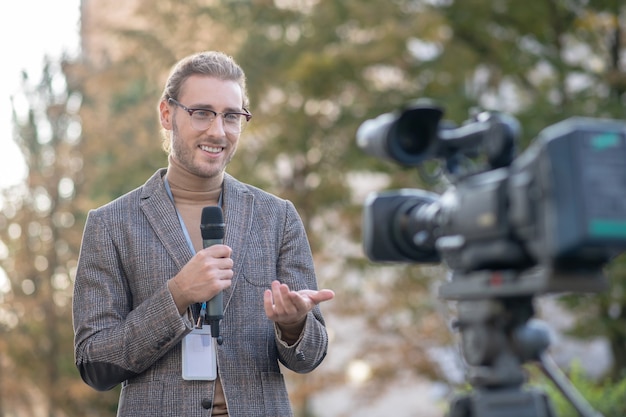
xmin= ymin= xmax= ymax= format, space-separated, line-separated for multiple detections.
xmin=165 ymin=156 xmax=228 ymax=416
xmin=165 ymin=156 xmax=223 ymax=252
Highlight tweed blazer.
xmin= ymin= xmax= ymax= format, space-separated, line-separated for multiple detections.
xmin=73 ymin=169 xmax=329 ymax=417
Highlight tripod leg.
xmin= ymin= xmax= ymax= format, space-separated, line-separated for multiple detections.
xmin=538 ymin=353 xmax=604 ymax=417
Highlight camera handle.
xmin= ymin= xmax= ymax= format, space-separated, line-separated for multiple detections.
xmin=446 ymin=297 xmax=603 ymax=417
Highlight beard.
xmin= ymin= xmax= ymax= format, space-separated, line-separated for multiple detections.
xmin=170 ymin=118 xmax=237 ymax=179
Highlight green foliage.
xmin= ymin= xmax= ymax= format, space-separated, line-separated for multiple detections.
xmin=557 ymin=254 xmax=626 ymax=380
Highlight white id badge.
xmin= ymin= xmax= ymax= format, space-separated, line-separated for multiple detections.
xmin=182 ymin=326 xmax=217 ymax=380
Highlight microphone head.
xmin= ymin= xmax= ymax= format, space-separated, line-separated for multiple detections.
xmin=200 ymin=206 xmax=225 ymax=240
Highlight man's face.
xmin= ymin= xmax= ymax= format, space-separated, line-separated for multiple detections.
xmin=160 ymin=74 xmax=244 ymax=180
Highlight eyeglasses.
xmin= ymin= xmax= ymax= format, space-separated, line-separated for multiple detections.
xmin=168 ymin=98 xmax=252 ymax=133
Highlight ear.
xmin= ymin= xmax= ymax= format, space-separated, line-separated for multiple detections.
xmin=159 ymin=99 xmax=173 ymax=130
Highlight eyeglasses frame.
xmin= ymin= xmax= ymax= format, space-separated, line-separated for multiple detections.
xmin=167 ymin=98 xmax=252 ymax=131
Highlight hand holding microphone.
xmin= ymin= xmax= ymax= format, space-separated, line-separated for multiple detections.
xmin=200 ymin=206 xmax=227 ymax=344
xmin=166 ymin=206 xmax=232 ymax=339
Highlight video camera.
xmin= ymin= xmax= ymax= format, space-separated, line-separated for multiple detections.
xmin=356 ymin=100 xmax=626 ymax=417
xmin=357 ymin=100 xmax=626 ymax=300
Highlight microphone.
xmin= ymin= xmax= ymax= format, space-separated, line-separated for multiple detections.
xmin=200 ymin=206 xmax=225 ymax=345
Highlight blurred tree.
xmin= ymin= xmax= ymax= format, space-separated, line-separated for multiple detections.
xmin=0 ymin=58 xmax=118 ymax=415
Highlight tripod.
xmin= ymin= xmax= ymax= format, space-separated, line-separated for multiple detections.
xmin=446 ymin=296 xmax=604 ymax=417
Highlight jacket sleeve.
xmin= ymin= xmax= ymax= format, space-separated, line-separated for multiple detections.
xmin=274 ymin=200 xmax=329 ymax=373
xmin=72 ymin=208 xmax=193 ymax=391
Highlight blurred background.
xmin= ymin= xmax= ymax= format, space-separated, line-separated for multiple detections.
xmin=1 ymin=0 xmax=625 ymax=416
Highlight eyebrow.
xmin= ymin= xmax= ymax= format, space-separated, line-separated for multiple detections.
xmin=187 ymin=103 xmax=245 ymax=112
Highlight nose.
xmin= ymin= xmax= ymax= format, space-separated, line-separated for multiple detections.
xmin=205 ymin=115 xmax=227 ymax=135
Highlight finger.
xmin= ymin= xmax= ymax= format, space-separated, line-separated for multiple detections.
xmin=309 ymin=289 xmax=335 ymax=304
xmin=271 ymin=282 xmax=290 ymax=314
xmin=218 ymin=271 xmax=233 ymax=288
xmin=273 ymin=282 xmax=302 ymax=316
xmin=271 ymin=281 xmax=289 ymax=302
xmin=263 ymin=289 xmax=275 ymax=318
xmin=216 ymin=257 xmax=234 ymax=270
xmin=202 ymin=244 xmax=232 ymax=258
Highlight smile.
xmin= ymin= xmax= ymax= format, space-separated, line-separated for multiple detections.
xmin=199 ymin=145 xmax=223 ymax=153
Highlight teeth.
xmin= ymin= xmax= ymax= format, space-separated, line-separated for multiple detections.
xmin=200 ymin=145 xmax=222 ymax=153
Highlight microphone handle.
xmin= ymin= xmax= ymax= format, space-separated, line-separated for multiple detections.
xmin=202 ymin=237 xmax=224 ymax=343
xmin=203 ymin=238 xmax=223 ymax=247
xmin=203 ymin=237 xmax=224 ymax=320
xmin=207 ymin=292 xmax=223 ymax=319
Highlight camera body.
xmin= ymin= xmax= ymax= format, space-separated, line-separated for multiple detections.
xmin=358 ymin=102 xmax=626 ymax=298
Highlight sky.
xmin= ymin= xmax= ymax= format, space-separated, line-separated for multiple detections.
xmin=1 ymin=1 xmax=81 ymax=189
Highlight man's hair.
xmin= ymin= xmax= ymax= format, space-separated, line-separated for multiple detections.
xmin=160 ymin=51 xmax=249 ymax=152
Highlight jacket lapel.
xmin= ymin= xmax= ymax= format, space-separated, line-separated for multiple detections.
xmin=222 ymin=174 xmax=254 ymax=310
xmin=139 ymin=169 xmax=194 ymax=271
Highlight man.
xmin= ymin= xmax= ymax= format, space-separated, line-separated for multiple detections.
xmin=73 ymin=51 xmax=335 ymax=416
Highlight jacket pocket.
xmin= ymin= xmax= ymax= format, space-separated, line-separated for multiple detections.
xmin=241 ymin=265 xmax=277 ymax=287
xmin=117 ymin=380 xmax=165 ymax=416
